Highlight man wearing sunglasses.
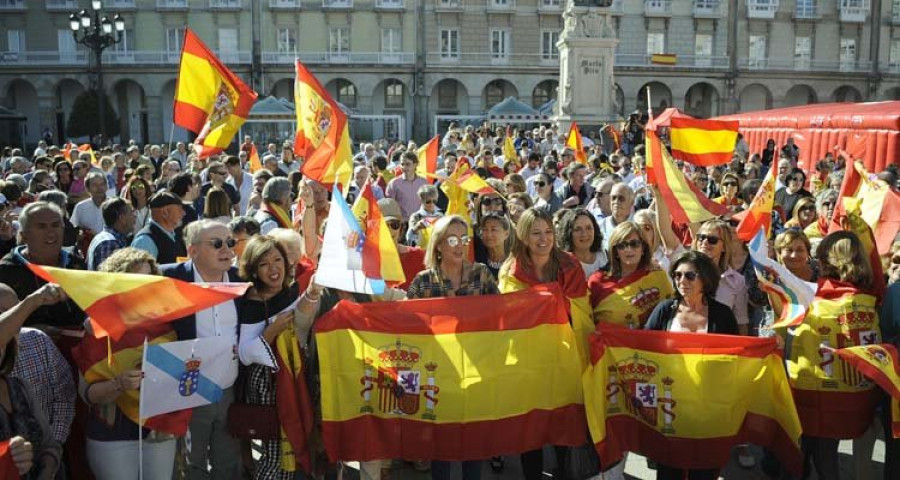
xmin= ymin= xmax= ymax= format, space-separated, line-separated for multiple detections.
xmin=161 ymin=219 xmax=243 ymax=479
xmin=131 ymin=192 xmax=185 ymax=264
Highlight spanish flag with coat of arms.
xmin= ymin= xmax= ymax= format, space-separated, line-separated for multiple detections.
xmin=584 ymin=323 xmax=803 ymax=475
xmin=173 ymin=28 xmax=257 ymax=158
xmin=832 ymin=343 xmax=900 ymax=438
xmin=315 ymin=284 xmax=586 ymax=461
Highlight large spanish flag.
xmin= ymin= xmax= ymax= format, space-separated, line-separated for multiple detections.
xmin=833 ymin=343 xmax=900 ymax=438
xmin=315 ymin=284 xmax=585 ymax=461
xmin=416 ymin=135 xmax=440 ymax=181
xmin=645 ymin=129 xmax=728 ymax=225
xmin=787 ymin=279 xmax=883 ymax=438
xmin=28 ymin=264 xmax=249 ymax=340
xmin=566 ymin=121 xmax=588 ymax=164
xmin=294 ymin=60 xmax=353 ymax=187
xmin=589 ymin=269 xmax=674 ymax=330
xmin=830 ymin=160 xmax=900 ymax=255
xmin=585 ymin=323 xmax=803 ymax=475
xmin=668 ymin=117 xmax=739 ymax=167
xmin=173 ymin=28 xmax=257 ymax=158
xmin=351 ymin=183 xmax=406 ymax=286
xmin=735 ymin=163 xmax=776 ymax=241
xmin=71 ymin=324 xmax=192 ymax=435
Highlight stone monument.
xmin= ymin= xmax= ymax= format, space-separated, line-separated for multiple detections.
xmin=552 ymin=0 xmax=620 ymax=132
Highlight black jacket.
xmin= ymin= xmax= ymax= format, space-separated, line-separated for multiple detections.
xmin=644 ymin=298 xmax=739 ymax=335
xmin=0 ymin=246 xmax=87 ymax=328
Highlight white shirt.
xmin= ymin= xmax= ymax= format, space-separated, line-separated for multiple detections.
xmin=227 ymin=170 xmax=254 ymax=216
xmin=71 ymin=198 xmax=106 ymax=233
xmin=519 ymin=165 xmax=540 ymax=181
xmin=192 ymin=267 xmax=240 ymax=387
xmin=580 ymin=251 xmax=609 ymax=279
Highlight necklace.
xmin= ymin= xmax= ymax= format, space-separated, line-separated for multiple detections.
xmin=486 ymin=258 xmax=503 ymax=270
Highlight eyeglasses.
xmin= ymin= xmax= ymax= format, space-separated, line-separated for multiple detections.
xmin=386 ymin=220 xmax=402 ymax=230
xmin=423 ymin=199 xmax=436 ymax=205
xmin=722 ymin=182 xmax=738 ymax=187
xmin=799 ymin=206 xmax=816 ymax=213
xmin=697 ymin=233 xmax=720 ymax=245
xmin=821 ymin=201 xmax=836 ymax=208
xmin=673 ymin=271 xmax=699 ymax=281
xmin=534 ymin=181 xmax=547 ymax=187
xmin=615 ymin=239 xmax=642 ymax=251
xmin=696 ymin=177 xmax=709 ymax=183
xmin=211 ymin=170 xmax=226 ymax=176
xmin=482 ymin=197 xmax=504 ymax=207
xmin=198 ymin=237 xmax=237 ymax=250
xmin=445 ymin=235 xmax=471 ymax=247
xmin=789 ymin=176 xmax=803 ymax=182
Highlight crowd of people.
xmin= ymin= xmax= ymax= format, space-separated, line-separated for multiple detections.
xmin=0 ymin=116 xmax=897 ymax=480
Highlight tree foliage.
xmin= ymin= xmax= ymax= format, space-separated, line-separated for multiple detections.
xmin=66 ymin=89 xmax=120 ymax=139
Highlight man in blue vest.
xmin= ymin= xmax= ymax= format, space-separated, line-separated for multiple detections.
xmin=131 ymin=192 xmax=185 ymax=264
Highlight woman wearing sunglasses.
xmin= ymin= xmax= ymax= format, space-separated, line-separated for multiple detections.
xmin=532 ymin=173 xmax=562 ymax=215
xmin=775 ymin=168 xmax=813 ymax=222
xmin=644 ymin=250 xmax=739 ymax=480
xmin=784 ymin=196 xmax=817 ymax=231
xmin=692 ymin=219 xmax=749 ymax=335
xmin=406 ymin=215 xmax=499 ymax=480
xmin=713 ymin=172 xmax=742 ymax=210
xmin=498 ymin=208 xmax=591 ymax=480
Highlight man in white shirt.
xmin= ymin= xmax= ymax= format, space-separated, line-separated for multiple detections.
xmin=519 ymin=152 xmax=542 ymax=181
xmin=70 ymin=171 xmax=108 ymax=234
xmin=600 ymin=183 xmax=635 ymax=251
xmin=161 ymin=220 xmax=243 ymax=480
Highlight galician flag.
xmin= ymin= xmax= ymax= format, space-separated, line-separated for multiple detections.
xmin=140 ymin=336 xmax=237 ymax=419
xmin=748 ymin=229 xmax=816 ymax=329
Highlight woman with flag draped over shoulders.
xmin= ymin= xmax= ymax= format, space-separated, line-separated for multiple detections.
xmin=785 ymin=206 xmax=885 ymax=480
xmin=588 ymin=221 xmax=673 ymax=330
xmin=498 ymin=207 xmax=589 ymax=480
xmin=236 ymin=235 xmax=322 ymax=479
xmin=406 ymin=214 xmax=498 ymax=480
xmin=72 ymin=248 xmax=182 ymax=480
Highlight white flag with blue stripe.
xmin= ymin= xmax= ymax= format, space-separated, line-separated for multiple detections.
xmin=139 ymin=336 xmax=237 ymax=420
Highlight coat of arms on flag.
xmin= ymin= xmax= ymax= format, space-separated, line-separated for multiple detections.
xmin=606 ymin=354 xmax=677 ymax=434
xmin=179 ymin=356 xmax=203 ymax=396
xmin=359 ymin=339 xmax=440 ymax=419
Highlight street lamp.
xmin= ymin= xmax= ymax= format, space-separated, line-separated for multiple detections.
xmin=69 ymin=1 xmax=125 ymax=142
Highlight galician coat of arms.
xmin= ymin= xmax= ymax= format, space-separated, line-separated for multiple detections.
xmin=605 ymin=353 xmax=677 ymax=434
xmin=179 ymin=356 xmax=202 ymax=397
xmin=359 ymin=339 xmax=440 ymax=420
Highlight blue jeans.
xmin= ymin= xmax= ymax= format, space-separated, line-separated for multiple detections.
xmin=431 ymin=460 xmax=482 ymax=480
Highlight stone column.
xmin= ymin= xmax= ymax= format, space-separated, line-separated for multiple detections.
xmin=552 ymin=0 xmax=620 ymax=132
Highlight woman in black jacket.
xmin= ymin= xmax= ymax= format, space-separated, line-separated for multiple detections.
xmin=644 ymin=250 xmax=738 ymax=480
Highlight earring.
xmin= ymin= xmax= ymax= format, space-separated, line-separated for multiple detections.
xmin=436 ymin=251 xmax=442 ymax=261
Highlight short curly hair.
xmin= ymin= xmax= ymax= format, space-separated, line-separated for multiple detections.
xmin=98 ymin=247 xmax=160 ymax=275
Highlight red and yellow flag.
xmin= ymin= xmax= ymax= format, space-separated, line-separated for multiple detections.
xmin=0 ymin=440 xmax=19 ymax=480
xmin=787 ymin=279 xmax=882 ymax=438
xmin=173 ymin=29 xmax=257 ymax=159
xmin=650 ymin=53 xmax=677 ymax=65
xmin=416 ymin=135 xmax=440 ymax=181
xmin=275 ymin=326 xmax=315 ymax=471
xmin=503 ymin=135 xmax=519 ymax=167
xmin=315 ymin=284 xmax=586 ymax=461
xmin=833 ymin=343 xmax=900 ymax=438
xmin=455 ymin=168 xmax=499 ymax=196
xmin=645 ymin=129 xmax=728 ymax=225
xmin=77 ymin=144 xmax=98 ymax=166
xmin=62 ymin=141 xmax=74 ymax=162
xmin=669 ymin=117 xmax=739 ymax=167
xmin=735 ymin=162 xmax=777 ymax=241
xmin=566 ymin=121 xmax=588 ymax=164
xmin=248 ymin=143 xmax=263 ymax=173
xmin=351 ymin=184 xmax=406 ymax=286
xmin=589 ymin=269 xmax=674 ymax=330
xmin=585 ymin=324 xmax=803 ymax=476
xmin=294 ymin=60 xmax=353 ymax=187
xmin=831 ymin=161 xmax=900 ymax=255
xmin=71 ymin=325 xmax=192 ymax=435
xmin=29 ymin=264 xmax=249 ymax=340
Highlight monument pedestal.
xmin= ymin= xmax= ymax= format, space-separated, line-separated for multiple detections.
xmin=552 ymin=3 xmax=620 ymax=131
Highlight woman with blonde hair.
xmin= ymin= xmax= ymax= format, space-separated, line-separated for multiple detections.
xmin=692 ymin=219 xmax=749 ymax=334
xmin=204 ymin=186 xmax=233 ymax=224
xmin=784 ymin=196 xmax=817 ymax=231
xmin=503 ymin=173 xmax=526 ymax=195
xmin=498 ymin=208 xmax=591 ymax=480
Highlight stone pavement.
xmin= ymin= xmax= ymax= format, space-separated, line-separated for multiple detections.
xmin=348 ymin=437 xmax=886 ymax=479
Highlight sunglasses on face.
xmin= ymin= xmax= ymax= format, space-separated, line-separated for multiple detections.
xmin=790 ymin=176 xmax=803 ymax=182
xmin=199 ymin=237 xmax=237 ymax=250
xmin=534 ymin=181 xmax=547 ymax=187
xmin=673 ymin=270 xmax=699 ymax=281
xmin=423 ymin=199 xmax=436 ymax=205
xmin=697 ymin=233 xmax=720 ymax=245
xmin=821 ymin=201 xmax=836 ymax=209
xmin=386 ymin=220 xmax=402 ymax=230
xmin=615 ymin=239 xmax=642 ymax=251
xmin=696 ymin=177 xmax=708 ymax=183
xmin=722 ymin=182 xmax=738 ymax=187
xmin=800 ymin=206 xmax=816 ymax=213
xmin=482 ymin=197 xmax=504 ymax=207
xmin=891 ymin=256 xmax=900 ymax=265
xmin=445 ymin=235 xmax=471 ymax=247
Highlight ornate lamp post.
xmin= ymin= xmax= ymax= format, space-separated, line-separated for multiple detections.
xmin=69 ymin=1 xmax=125 ymax=141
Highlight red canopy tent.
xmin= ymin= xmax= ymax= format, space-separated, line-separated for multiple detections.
xmin=715 ymin=101 xmax=900 ymax=173
xmin=647 ymin=107 xmax=693 ymax=129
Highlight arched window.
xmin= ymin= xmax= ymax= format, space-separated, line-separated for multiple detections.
xmin=385 ymin=79 xmax=404 ymax=109
xmin=485 ymin=80 xmax=504 ymax=108
xmin=532 ymin=80 xmax=558 ymax=108
xmin=336 ymin=79 xmax=357 ymax=108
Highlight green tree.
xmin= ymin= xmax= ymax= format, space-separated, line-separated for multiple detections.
xmin=65 ymin=90 xmax=120 ymax=139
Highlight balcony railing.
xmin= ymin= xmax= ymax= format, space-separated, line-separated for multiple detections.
xmin=794 ymin=2 xmax=817 ymax=18
xmin=0 ymin=50 xmax=254 ymax=66
xmin=739 ymin=57 xmax=872 ymax=72
xmin=322 ymin=0 xmax=352 ymax=8
xmin=839 ymin=0 xmax=869 ymax=22
xmin=434 ymin=0 xmax=462 ymax=10
xmin=261 ymin=51 xmax=415 ymax=65
xmin=46 ymin=0 xmax=77 ymax=10
xmin=747 ymin=0 xmax=778 ymax=19
xmin=106 ymin=0 xmax=136 ymax=8
xmin=424 ymin=52 xmax=729 ymax=69
xmin=693 ymin=0 xmax=720 ymax=17
xmin=270 ymin=0 xmax=300 ymax=7
xmin=645 ymin=0 xmax=671 ymax=16
xmin=374 ymin=0 xmax=405 ymax=9
xmin=487 ymin=0 xmax=516 ymax=11
xmin=157 ymin=0 xmax=188 ymax=9
xmin=0 ymin=0 xmax=26 ymax=9
xmin=882 ymin=62 xmax=900 ymax=74
xmin=892 ymin=9 xmax=900 ymax=24
xmin=615 ymin=54 xmax=730 ymax=68
xmin=538 ymin=0 xmax=561 ymax=11
xmin=210 ymin=0 xmax=241 ymax=9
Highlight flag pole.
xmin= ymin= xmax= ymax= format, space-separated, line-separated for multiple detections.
xmin=167 ymin=122 xmax=176 ymax=161
xmin=139 ymin=336 xmax=148 ymax=480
